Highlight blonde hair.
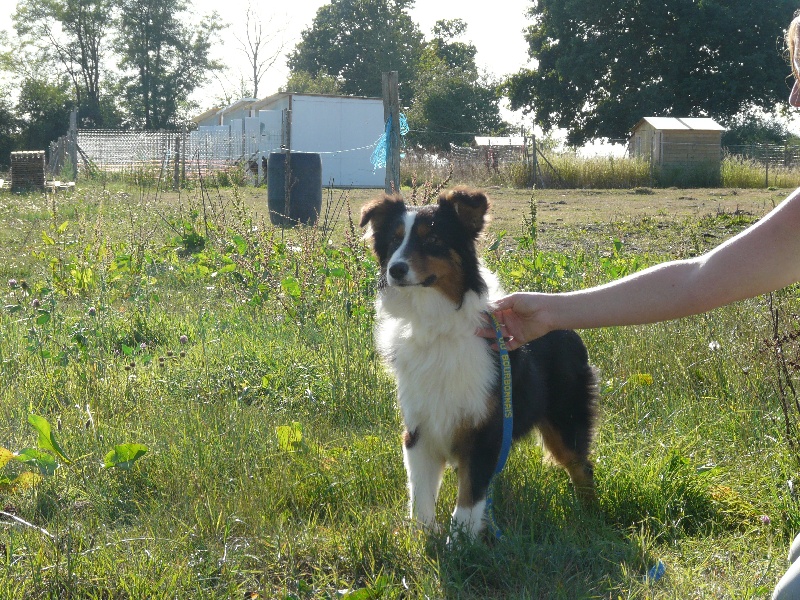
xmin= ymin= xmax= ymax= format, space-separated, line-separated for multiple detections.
xmin=788 ymin=11 xmax=800 ymax=80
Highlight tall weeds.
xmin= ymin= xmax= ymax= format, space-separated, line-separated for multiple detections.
xmin=403 ymin=149 xmax=800 ymax=190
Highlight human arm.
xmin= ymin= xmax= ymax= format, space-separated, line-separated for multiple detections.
xmin=482 ymin=188 xmax=800 ymax=350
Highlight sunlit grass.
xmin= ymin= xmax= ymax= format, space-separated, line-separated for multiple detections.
xmin=0 ymin=179 xmax=798 ymax=598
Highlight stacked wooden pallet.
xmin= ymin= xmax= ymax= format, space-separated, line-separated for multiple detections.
xmin=11 ymin=151 xmax=46 ymax=190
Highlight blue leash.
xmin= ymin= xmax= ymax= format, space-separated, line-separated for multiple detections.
xmin=485 ymin=313 xmax=513 ymax=540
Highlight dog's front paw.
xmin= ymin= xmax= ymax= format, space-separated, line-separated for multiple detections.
xmin=451 ymin=503 xmax=485 ymax=536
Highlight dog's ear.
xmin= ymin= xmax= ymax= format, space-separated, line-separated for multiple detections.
xmin=438 ymin=187 xmax=489 ymax=236
xmin=360 ymin=194 xmax=405 ymax=234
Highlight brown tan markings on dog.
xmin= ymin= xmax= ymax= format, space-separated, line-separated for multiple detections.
xmin=537 ymin=421 xmax=596 ymax=504
xmin=403 ymin=427 xmax=420 ymax=449
xmin=407 ymin=249 xmax=465 ymax=305
xmin=439 ymin=187 xmax=490 ymax=235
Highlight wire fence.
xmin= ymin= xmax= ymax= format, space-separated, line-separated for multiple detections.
xmin=725 ymin=143 xmax=800 ymax=166
xmin=42 ymin=126 xmax=800 ymax=190
xmin=74 ymin=129 xmax=255 ymax=178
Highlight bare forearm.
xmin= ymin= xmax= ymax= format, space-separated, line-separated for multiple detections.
xmin=545 ymin=191 xmax=800 ymax=331
xmin=543 ymin=258 xmax=721 ymax=331
xmin=487 ymin=190 xmax=800 ymax=349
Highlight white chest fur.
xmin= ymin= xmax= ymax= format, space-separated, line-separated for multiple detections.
xmin=375 ymin=268 xmax=502 ymax=456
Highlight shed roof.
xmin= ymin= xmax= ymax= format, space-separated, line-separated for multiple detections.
xmin=632 ymin=117 xmax=725 ymax=132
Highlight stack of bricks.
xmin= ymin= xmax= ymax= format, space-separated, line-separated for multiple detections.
xmin=11 ymin=151 xmax=46 ymax=191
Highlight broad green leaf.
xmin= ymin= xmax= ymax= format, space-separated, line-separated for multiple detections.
xmin=276 ymin=422 xmax=303 ymax=452
xmin=216 ymin=263 xmax=237 ymax=274
xmin=629 ymin=373 xmax=654 ymax=387
xmin=281 ymin=276 xmax=302 ymax=299
xmin=28 ymin=414 xmax=70 ymax=463
xmin=0 ymin=447 xmax=13 ymax=468
xmin=121 ymin=344 xmax=134 ymax=356
xmin=10 ymin=471 xmax=43 ymax=490
xmin=15 ymin=448 xmax=58 ymax=476
xmin=41 ymin=231 xmax=55 ymax=245
xmin=232 ymin=234 xmax=247 ymax=254
xmin=57 ymin=220 xmax=69 ymax=234
xmin=35 ymin=311 xmax=51 ymax=325
xmin=339 ymin=576 xmax=389 ymax=599
xmin=104 ymin=443 xmax=148 ymax=470
xmin=487 ymin=230 xmax=507 ymax=252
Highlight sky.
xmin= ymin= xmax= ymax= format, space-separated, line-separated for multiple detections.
xmin=0 ymin=0 xmax=535 ymax=124
xmin=195 ymin=0 xmax=534 ymax=121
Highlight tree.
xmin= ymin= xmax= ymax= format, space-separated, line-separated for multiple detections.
xmin=234 ymin=3 xmax=286 ymax=99
xmin=0 ymin=91 xmax=20 ymax=169
xmin=722 ymin=113 xmax=789 ymax=147
xmin=406 ymin=20 xmax=505 ymax=150
xmin=426 ymin=19 xmax=477 ymax=72
xmin=286 ymin=0 xmax=424 ymax=98
xmin=115 ymin=0 xmax=222 ymax=129
xmin=281 ymin=71 xmax=342 ymax=95
xmin=507 ymin=0 xmax=797 ymax=145
xmin=13 ymin=0 xmax=114 ymax=128
xmin=15 ymin=75 xmax=72 ymax=150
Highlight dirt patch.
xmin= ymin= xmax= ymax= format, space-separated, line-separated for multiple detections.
xmin=155 ymin=184 xmax=791 ymax=256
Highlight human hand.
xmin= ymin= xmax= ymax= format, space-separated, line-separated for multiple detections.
xmin=477 ymin=292 xmax=554 ymax=351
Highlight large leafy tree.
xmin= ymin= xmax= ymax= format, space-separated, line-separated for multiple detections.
xmin=507 ymin=0 xmax=797 ymax=145
xmin=0 ymin=91 xmax=20 ymax=169
xmin=281 ymin=71 xmax=342 ymax=95
xmin=15 ymin=76 xmax=73 ymax=150
xmin=407 ymin=20 xmax=506 ymax=150
xmin=287 ymin=0 xmax=424 ymax=98
xmin=115 ymin=0 xmax=222 ymax=129
xmin=13 ymin=0 xmax=114 ymax=128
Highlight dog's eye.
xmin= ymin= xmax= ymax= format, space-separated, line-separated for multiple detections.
xmin=422 ymin=236 xmax=446 ymax=252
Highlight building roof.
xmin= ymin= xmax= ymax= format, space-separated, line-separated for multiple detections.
xmin=190 ymin=105 xmax=224 ymax=125
xmin=250 ymin=91 xmax=381 ymax=110
xmin=191 ymin=93 xmax=383 ymax=122
xmin=631 ymin=117 xmax=725 ymax=132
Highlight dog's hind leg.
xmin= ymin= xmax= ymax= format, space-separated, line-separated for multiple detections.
xmin=450 ymin=465 xmax=489 ymax=539
xmin=403 ymin=428 xmax=445 ymax=530
xmin=449 ymin=431 xmax=497 ymax=539
xmin=538 ymin=420 xmax=596 ymax=504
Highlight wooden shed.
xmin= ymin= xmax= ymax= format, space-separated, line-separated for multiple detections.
xmin=629 ymin=117 xmax=725 ymax=168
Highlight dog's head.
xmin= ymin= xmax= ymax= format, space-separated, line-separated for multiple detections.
xmin=360 ymin=187 xmax=489 ymax=306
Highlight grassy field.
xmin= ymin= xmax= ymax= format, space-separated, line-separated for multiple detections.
xmin=1 ymin=179 xmax=800 ymax=599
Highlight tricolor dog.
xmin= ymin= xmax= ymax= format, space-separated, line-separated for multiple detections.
xmin=360 ymin=187 xmax=598 ymax=538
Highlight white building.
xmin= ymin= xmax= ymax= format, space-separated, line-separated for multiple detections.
xmin=191 ymin=93 xmax=386 ymax=188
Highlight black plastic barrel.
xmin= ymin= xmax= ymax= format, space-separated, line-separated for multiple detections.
xmin=267 ymin=152 xmax=322 ymax=226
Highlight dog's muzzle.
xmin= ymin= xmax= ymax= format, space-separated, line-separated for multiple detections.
xmin=386 ymin=261 xmax=436 ymax=287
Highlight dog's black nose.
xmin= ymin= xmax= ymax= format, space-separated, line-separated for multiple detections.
xmin=388 ymin=262 xmax=409 ymax=281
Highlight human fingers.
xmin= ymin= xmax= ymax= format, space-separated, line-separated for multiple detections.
xmin=488 ymin=294 xmax=519 ymax=312
xmin=475 ymin=317 xmax=515 ymax=349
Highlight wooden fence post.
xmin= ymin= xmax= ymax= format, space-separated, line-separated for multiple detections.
xmin=382 ymin=71 xmax=401 ymax=194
